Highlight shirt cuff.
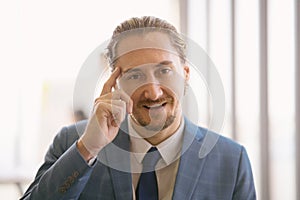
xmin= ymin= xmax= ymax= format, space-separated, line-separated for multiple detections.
xmin=87 ymin=156 xmax=97 ymax=166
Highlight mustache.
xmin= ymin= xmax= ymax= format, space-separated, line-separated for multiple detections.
xmin=137 ymin=97 xmax=174 ymax=106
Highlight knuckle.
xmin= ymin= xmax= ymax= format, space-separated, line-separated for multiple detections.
xmin=94 ymin=102 xmax=105 ymax=114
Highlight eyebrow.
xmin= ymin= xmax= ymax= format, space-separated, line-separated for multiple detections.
xmin=122 ymin=68 xmax=142 ymax=75
xmin=122 ymin=60 xmax=174 ymax=74
xmin=155 ymin=60 xmax=173 ymax=66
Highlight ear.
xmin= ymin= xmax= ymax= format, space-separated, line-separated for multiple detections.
xmin=183 ymin=65 xmax=190 ymax=81
xmin=183 ymin=65 xmax=190 ymax=96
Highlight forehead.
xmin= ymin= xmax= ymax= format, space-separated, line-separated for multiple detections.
xmin=116 ymin=31 xmax=176 ymax=56
xmin=115 ymin=32 xmax=181 ymax=71
xmin=115 ymin=49 xmax=181 ymax=71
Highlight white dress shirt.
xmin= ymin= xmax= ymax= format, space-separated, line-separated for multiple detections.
xmin=129 ymin=117 xmax=185 ymax=200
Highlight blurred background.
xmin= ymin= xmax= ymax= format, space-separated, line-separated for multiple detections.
xmin=0 ymin=0 xmax=299 ymax=199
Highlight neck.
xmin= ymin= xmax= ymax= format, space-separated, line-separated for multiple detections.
xmin=131 ymin=113 xmax=182 ymax=145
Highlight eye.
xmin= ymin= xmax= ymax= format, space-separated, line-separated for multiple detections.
xmin=160 ymin=68 xmax=171 ymax=74
xmin=158 ymin=66 xmax=173 ymax=75
xmin=126 ymin=73 xmax=143 ymax=80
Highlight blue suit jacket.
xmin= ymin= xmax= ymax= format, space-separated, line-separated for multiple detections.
xmin=21 ymin=117 xmax=256 ymax=200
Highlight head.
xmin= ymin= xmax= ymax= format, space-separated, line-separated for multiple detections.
xmin=106 ymin=16 xmax=186 ymax=69
xmin=105 ymin=16 xmax=190 ymax=135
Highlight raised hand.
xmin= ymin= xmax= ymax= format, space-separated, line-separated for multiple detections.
xmin=77 ymin=67 xmax=133 ymax=160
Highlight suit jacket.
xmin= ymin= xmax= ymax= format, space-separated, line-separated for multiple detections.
xmin=21 ymin=117 xmax=256 ymax=200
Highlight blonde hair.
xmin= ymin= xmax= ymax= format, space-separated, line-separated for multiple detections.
xmin=105 ymin=16 xmax=186 ymax=70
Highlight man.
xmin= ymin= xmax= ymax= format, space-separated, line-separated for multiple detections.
xmin=21 ymin=16 xmax=256 ymax=200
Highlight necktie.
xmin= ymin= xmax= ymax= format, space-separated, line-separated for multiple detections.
xmin=136 ymin=147 xmax=161 ymax=200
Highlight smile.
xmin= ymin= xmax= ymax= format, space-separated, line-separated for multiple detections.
xmin=143 ymin=102 xmax=167 ymax=109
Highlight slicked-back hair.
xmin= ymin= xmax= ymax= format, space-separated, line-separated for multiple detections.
xmin=105 ymin=16 xmax=186 ymax=70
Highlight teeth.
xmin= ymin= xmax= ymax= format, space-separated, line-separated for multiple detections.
xmin=149 ymin=104 xmax=161 ymax=108
xmin=145 ymin=103 xmax=165 ymax=109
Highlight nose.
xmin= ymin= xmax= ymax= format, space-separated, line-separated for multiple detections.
xmin=144 ymin=83 xmax=163 ymax=100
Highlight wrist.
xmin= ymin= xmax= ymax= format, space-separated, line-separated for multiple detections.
xmin=77 ymin=139 xmax=95 ymax=162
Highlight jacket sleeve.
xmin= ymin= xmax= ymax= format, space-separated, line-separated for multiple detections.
xmin=20 ymin=125 xmax=95 ymax=200
xmin=233 ymin=146 xmax=257 ymax=200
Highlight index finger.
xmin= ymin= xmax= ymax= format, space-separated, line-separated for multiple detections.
xmin=101 ymin=67 xmax=121 ymax=95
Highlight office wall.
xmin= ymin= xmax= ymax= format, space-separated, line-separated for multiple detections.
xmin=0 ymin=0 xmax=179 ymax=198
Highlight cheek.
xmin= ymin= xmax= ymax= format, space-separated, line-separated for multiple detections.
xmin=118 ymin=80 xmax=144 ymax=99
xmin=160 ymin=73 xmax=185 ymax=101
xmin=129 ymin=89 xmax=144 ymax=107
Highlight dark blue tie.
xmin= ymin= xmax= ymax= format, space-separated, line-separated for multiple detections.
xmin=136 ymin=147 xmax=161 ymax=200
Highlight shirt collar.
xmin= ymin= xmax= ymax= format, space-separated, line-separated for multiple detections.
xmin=129 ymin=117 xmax=185 ymax=166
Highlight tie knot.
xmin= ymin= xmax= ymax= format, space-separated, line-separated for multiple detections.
xmin=142 ymin=147 xmax=161 ymax=172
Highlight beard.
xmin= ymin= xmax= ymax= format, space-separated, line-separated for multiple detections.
xmin=132 ymin=97 xmax=178 ymax=131
xmin=142 ymin=114 xmax=176 ymax=131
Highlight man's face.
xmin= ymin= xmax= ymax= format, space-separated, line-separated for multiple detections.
xmin=115 ymin=32 xmax=189 ymax=132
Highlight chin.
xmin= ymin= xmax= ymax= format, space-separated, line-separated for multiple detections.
xmin=135 ymin=114 xmax=176 ymax=132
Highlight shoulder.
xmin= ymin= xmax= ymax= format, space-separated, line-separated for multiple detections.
xmin=56 ymin=120 xmax=87 ymax=143
xmin=48 ymin=120 xmax=88 ymax=157
xmin=184 ymin=117 xmax=245 ymax=158
xmin=200 ymin=126 xmax=242 ymax=150
xmin=185 ymin=120 xmax=251 ymax=173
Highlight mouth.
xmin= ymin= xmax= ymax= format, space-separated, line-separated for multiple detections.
xmin=143 ymin=102 xmax=167 ymax=110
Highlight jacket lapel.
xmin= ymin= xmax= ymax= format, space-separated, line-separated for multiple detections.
xmin=101 ymin=119 xmax=133 ymax=200
xmin=100 ymin=117 xmax=216 ymax=200
xmin=172 ymin=118 xmax=207 ymax=200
